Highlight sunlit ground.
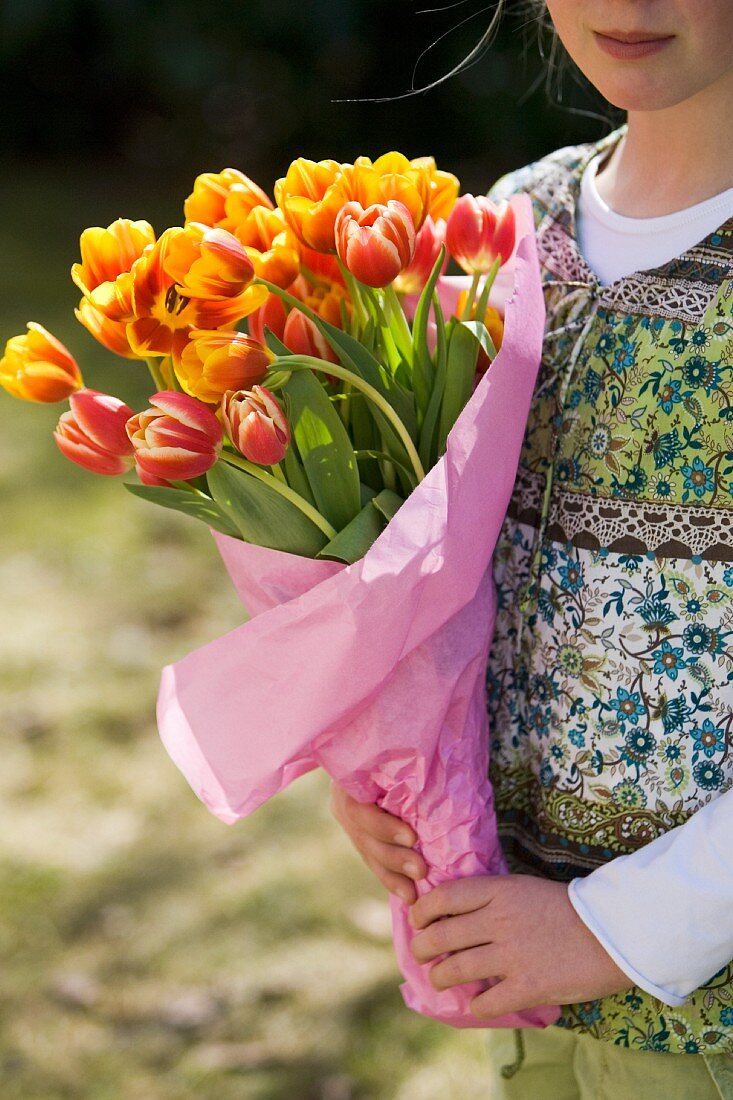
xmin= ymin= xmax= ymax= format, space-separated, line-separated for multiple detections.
xmin=0 ymin=165 xmax=496 ymax=1099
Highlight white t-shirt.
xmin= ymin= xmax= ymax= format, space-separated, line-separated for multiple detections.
xmin=576 ymin=151 xmax=733 ymax=286
xmin=568 ymin=156 xmax=733 ymax=1007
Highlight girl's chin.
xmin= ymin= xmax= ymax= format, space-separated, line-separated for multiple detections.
xmin=590 ymin=72 xmax=695 ymax=113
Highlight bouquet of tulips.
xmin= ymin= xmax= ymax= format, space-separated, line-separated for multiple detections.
xmin=2 ymin=153 xmax=557 ymax=1029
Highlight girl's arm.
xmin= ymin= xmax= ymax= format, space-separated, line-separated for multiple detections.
xmin=569 ymin=789 xmax=733 ymax=1005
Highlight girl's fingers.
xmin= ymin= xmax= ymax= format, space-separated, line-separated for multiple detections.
xmin=410 ymin=909 xmax=489 ymax=964
xmin=330 ymin=782 xmax=417 ymax=847
xmin=428 ymin=943 xmax=505 ymax=992
xmin=361 ymin=835 xmax=428 ymax=881
xmin=363 ymin=858 xmax=418 ymax=905
xmin=349 ymin=800 xmax=417 ymax=846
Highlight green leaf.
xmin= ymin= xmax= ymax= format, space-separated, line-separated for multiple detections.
xmin=460 ymin=319 xmax=497 ymax=361
xmin=437 ymin=320 xmax=479 ymax=457
xmin=418 ymin=292 xmax=449 ymax=470
xmin=371 ymin=489 xmax=405 ymax=523
xmin=315 ymin=497 xmax=386 ymax=563
xmin=279 ymin=428 xmax=317 ymax=508
xmin=283 ymin=369 xmax=361 ymax=532
xmin=264 ymin=328 xmax=292 ymax=357
xmin=411 ymin=245 xmax=445 ymax=422
xmin=359 ymin=482 xmax=379 ymax=506
xmin=124 ymin=482 xmax=241 ymax=538
xmin=206 ymin=461 xmax=327 ymax=556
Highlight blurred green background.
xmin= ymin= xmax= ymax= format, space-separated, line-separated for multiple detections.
xmin=0 ymin=2 xmax=615 ymax=1097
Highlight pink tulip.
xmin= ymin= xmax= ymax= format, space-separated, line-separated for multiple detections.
xmin=394 ymin=215 xmax=447 ymax=296
xmin=335 ymin=200 xmax=415 ymax=288
xmin=446 ymin=195 xmax=516 ymax=275
xmin=126 ymin=391 xmax=223 ymax=483
xmin=248 ymin=293 xmax=287 ymax=346
xmin=53 ymin=387 xmax=135 ymax=475
xmin=282 ymin=307 xmax=339 ymax=366
xmin=221 ymin=386 xmax=290 ymax=466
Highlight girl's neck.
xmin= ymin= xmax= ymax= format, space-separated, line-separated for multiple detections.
xmin=595 ymin=74 xmax=733 ymax=218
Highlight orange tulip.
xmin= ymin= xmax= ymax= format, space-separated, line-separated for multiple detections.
xmin=394 ymin=215 xmax=447 ymax=296
xmin=75 ymin=298 xmax=138 ymax=359
xmin=222 ymin=386 xmax=291 ymax=466
xmin=54 ymin=388 xmax=135 ymax=475
xmin=162 ymin=223 xmax=257 ymax=300
xmin=127 ymin=226 xmax=267 ymax=359
xmin=274 ymin=157 xmax=350 ymax=252
xmin=344 ymin=153 xmax=429 ymax=234
xmin=410 ymin=157 xmax=459 ymax=221
xmin=71 ymin=218 xmax=155 ymax=303
xmin=233 ymin=206 xmax=301 ymax=288
xmin=335 ymin=200 xmax=416 ymax=288
xmin=184 ymin=168 xmax=272 ymax=228
xmin=0 ymin=323 xmax=83 ymax=402
xmin=174 ymin=329 xmax=273 ymax=403
xmin=446 ymin=195 xmax=516 ymax=275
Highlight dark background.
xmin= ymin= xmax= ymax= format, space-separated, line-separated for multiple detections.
xmin=1 ymin=0 xmax=619 ymax=207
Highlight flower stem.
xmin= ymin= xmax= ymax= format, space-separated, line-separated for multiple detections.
xmin=460 ymin=272 xmax=482 ymax=321
xmin=475 ymin=255 xmax=502 ymax=320
xmin=145 ymin=357 xmax=167 ymax=392
xmin=382 ymin=283 xmax=413 ymax=364
xmin=220 ymin=451 xmax=338 ymax=539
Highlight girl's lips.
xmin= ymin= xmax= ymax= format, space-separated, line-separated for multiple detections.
xmin=593 ymin=31 xmax=674 ymax=61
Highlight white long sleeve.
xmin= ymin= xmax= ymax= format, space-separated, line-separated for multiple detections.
xmin=568 ymin=790 xmax=733 ymax=1006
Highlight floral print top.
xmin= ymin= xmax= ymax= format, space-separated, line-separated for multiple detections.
xmin=485 ymin=124 xmax=733 ymax=1055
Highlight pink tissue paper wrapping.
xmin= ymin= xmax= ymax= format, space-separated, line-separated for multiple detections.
xmin=156 ymin=193 xmax=561 ymax=1029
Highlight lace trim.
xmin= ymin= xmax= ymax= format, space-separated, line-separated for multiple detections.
xmin=536 ymin=218 xmax=722 ymax=323
xmin=508 ymin=466 xmax=733 ymax=560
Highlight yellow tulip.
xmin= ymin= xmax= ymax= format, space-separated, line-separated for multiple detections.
xmin=274 ymin=157 xmax=350 ymax=252
xmin=0 ymin=323 xmax=83 ymax=402
xmin=71 ymin=218 xmax=155 ymax=304
xmin=184 ymin=168 xmax=272 ymax=228
xmin=234 ymin=206 xmax=301 ymax=288
xmin=410 ymin=156 xmax=460 ymax=221
xmin=174 ymin=329 xmax=273 ymax=404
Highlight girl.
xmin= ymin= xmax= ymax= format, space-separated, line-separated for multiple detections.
xmin=331 ymin=2 xmax=733 ymax=1096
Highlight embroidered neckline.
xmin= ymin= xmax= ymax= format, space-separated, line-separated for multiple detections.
xmin=549 ymin=124 xmax=733 ymax=291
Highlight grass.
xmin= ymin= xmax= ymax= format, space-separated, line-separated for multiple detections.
xmin=0 ymin=163 xmax=495 ymax=1099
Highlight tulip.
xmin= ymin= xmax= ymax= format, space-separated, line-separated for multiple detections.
xmin=410 ymin=156 xmax=459 ymax=221
xmin=446 ymin=195 xmax=516 ymax=275
xmin=335 ymin=200 xmax=416 ymax=288
xmin=233 ymin=206 xmax=301 ymax=288
xmin=283 ymin=308 xmax=339 ymax=365
xmin=0 ymin=323 xmax=83 ymax=402
xmin=128 ymin=227 xmax=267 ymax=359
xmin=345 ymin=153 xmax=429 ymax=234
xmin=175 ymin=329 xmax=273 ymax=403
xmin=126 ymin=391 xmax=223 ymax=483
xmin=53 ymin=388 xmax=135 ymax=475
xmin=248 ymin=292 xmax=288 ymax=346
xmin=162 ymin=223 xmax=256 ymax=300
xmin=221 ymin=386 xmax=291 ymax=466
xmin=394 ymin=215 xmax=447 ymax=296
xmin=274 ymin=157 xmax=349 ymax=252
xmin=75 ymin=298 xmax=137 ymax=359
xmin=71 ymin=218 xmax=156 ymax=306
xmin=184 ymin=168 xmax=273 ymax=228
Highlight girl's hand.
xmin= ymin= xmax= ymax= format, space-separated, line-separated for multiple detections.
xmin=329 ymin=780 xmax=428 ymax=903
xmin=409 ymin=874 xmax=632 ymax=1019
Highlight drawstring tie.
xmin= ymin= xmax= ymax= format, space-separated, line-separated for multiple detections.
xmin=516 ymin=281 xmax=600 ymax=653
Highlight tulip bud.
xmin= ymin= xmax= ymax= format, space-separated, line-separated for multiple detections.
xmin=175 ymin=329 xmax=273 ymax=403
xmin=335 ymin=200 xmax=416 ymax=288
xmin=126 ymin=391 xmax=223 ymax=483
xmin=221 ymin=386 xmax=291 ymax=466
xmin=1 ymin=323 xmax=83 ymax=403
xmin=53 ymin=388 xmax=135 ymax=475
xmin=446 ymin=195 xmax=516 ymax=275
xmin=248 ymin=292 xmax=288 ymax=346
xmin=282 ymin=308 xmax=339 ymax=365
xmin=394 ymin=215 xmax=447 ymax=296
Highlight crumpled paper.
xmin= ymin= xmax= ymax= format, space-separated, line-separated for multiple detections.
xmin=157 ymin=193 xmax=560 ymax=1029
